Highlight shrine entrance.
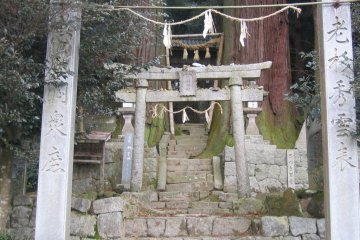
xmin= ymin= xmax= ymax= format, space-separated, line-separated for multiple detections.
xmin=116 ymin=61 xmax=272 ymax=197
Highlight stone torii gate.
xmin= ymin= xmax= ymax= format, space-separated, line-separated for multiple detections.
xmin=34 ymin=1 xmax=359 ymax=239
xmin=116 ymin=62 xmax=272 ymax=196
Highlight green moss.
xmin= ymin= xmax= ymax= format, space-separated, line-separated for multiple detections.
xmin=174 ymin=124 xmax=182 ymax=136
xmin=147 ymin=117 xmax=166 ymax=147
xmin=112 ymin=117 xmax=123 ymax=139
xmin=264 ymin=189 xmax=303 ymax=216
xmin=257 ymin=103 xmax=300 ymax=149
xmin=225 ymin=134 xmax=234 ymax=147
xmin=94 ymin=224 xmax=100 ymax=239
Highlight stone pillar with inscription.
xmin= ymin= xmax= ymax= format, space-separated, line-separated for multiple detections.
xmin=35 ymin=1 xmax=81 ymax=239
xmin=131 ymin=79 xmax=148 ymax=192
xmin=118 ymin=107 xmax=135 ymax=190
xmin=229 ymin=73 xmax=250 ymax=197
xmin=318 ymin=1 xmax=360 ymax=239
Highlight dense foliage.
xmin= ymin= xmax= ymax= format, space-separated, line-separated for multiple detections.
xmin=352 ymin=3 xmax=360 ymax=134
xmin=0 ymin=0 xmax=162 ymax=149
xmin=287 ymin=3 xmax=360 ymax=137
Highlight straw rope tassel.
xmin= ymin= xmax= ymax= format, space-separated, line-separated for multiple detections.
xmin=163 ymin=24 xmax=172 ymax=48
xmin=205 ymin=47 xmax=211 ymax=59
xmin=194 ymin=49 xmax=200 ymax=62
xmin=182 ymin=109 xmax=189 ymax=123
xmin=183 ymin=48 xmax=188 ymax=60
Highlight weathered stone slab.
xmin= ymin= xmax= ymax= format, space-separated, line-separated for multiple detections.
xmin=164 ymin=217 xmax=187 ymax=237
xmin=213 ymin=156 xmax=223 ymax=190
xmin=70 ymin=212 xmax=95 ymax=237
xmin=97 ymin=212 xmax=124 ymax=238
xmin=167 ymin=174 xmax=207 ymax=184
xmin=188 ymin=208 xmax=232 ymax=215
xmin=233 ymin=198 xmax=263 ymax=215
xmin=258 ymin=178 xmax=283 ymax=193
xmin=71 ymin=197 xmax=91 ymax=213
xmin=224 ymin=146 xmax=235 ymax=162
xmin=147 ymin=218 xmax=166 ymax=237
xmin=7 ymin=228 xmax=35 ymax=240
xmin=11 ymin=206 xmax=32 ymax=228
xmin=212 ymin=217 xmax=251 ymax=236
xmin=288 ymin=217 xmax=317 ymax=236
xmin=166 ymin=201 xmax=190 ymax=209
xmin=255 ymin=164 xmax=280 ymax=181
xmin=159 ymin=192 xmax=200 ymax=202
xmin=93 ymin=197 xmax=127 ymax=214
xmin=125 ymin=218 xmax=147 ymax=237
xmin=217 ymin=192 xmax=238 ymax=202
xmin=190 ymin=201 xmax=219 ymax=209
xmin=224 ymin=162 xmax=236 ymax=176
xmin=187 ymin=217 xmax=213 ymax=236
xmin=301 ymin=234 xmax=321 ymax=240
xmin=261 ymin=216 xmax=289 ymax=237
xmin=166 ymin=181 xmax=214 ymax=192
xmin=219 ymin=202 xmax=233 ymax=209
xmin=13 ymin=195 xmax=34 ymax=207
xmin=316 ymin=218 xmax=325 ymax=239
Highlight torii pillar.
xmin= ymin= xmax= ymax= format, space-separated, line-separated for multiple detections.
xmin=229 ymin=73 xmax=250 ymax=197
xmin=131 ymin=79 xmax=148 ymax=192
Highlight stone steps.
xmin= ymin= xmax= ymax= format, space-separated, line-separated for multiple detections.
xmin=167 ymin=171 xmax=212 ymax=177
xmin=124 ymin=216 xmax=251 ymax=238
xmin=167 ymin=158 xmax=212 ymax=165
xmin=166 ymin=181 xmax=214 ymax=192
xmin=167 ymin=173 xmax=212 ymax=184
xmin=167 ymin=164 xmax=213 ymax=172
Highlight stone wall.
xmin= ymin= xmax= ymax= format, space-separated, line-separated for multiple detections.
xmin=223 ymin=135 xmax=309 ymax=194
xmin=6 ymin=194 xmax=325 ymax=240
xmin=143 ymin=147 xmax=159 ymax=190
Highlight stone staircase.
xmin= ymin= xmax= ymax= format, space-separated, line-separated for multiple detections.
xmin=123 ymin=124 xmax=255 ymax=239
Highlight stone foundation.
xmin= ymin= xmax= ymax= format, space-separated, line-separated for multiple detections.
xmin=223 ymin=135 xmax=309 ymax=194
xmin=6 ymin=194 xmax=325 ymax=240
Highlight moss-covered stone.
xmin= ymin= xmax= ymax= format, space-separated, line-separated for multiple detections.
xmin=306 ymin=191 xmax=324 ymax=218
xmin=264 ymin=189 xmax=303 ymax=216
xmin=257 ymin=102 xmax=301 ymax=149
xmin=233 ymin=198 xmax=264 ymax=215
xmin=147 ymin=117 xmax=166 ymax=147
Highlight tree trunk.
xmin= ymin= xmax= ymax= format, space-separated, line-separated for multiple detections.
xmin=0 ymin=148 xmax=13 ymax=229
xmin=225 ymin=0 xmax=299 ymax=150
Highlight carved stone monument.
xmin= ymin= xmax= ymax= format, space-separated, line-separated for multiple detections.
xmin=318 ymin=1 xmax=359 ymax=239
xmin=118 ymin=107 xmax=135 ymax=190
xmin=35 ymin=1 xmax=81 ymax=239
